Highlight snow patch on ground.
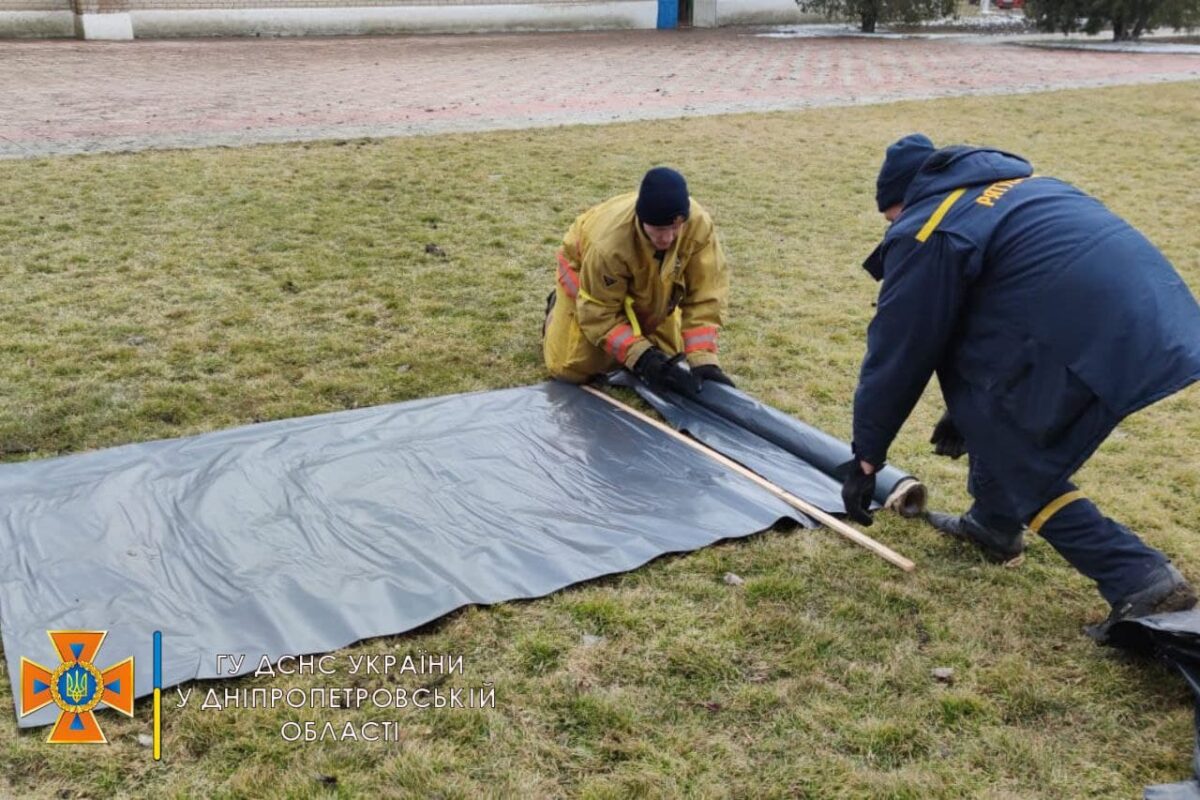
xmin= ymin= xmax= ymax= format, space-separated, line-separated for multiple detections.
xmin=1023 ymin=40 xmax=1200 ymax=54
xmin=917 ymin=11 xmax=1030 ymax=29
xmin=755 ymin=21 xmax=1199 ymax=50
xmin=756 ymin=23 xmax=894 ymax=39
xmin=757 ymin=14 xmax=1032 ymax=39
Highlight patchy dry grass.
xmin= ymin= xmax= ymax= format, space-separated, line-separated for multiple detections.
xmin=0 ymin=81 xmax=1198 ymax=798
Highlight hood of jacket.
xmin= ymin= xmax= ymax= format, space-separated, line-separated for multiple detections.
xmin=903 ymin=146 xmax=1033 ymax=207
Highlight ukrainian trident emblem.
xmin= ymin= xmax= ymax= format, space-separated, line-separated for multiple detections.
xmin=20 ymin=631 xmax=134 ymax=743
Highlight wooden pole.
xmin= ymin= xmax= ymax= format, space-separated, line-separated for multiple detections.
xmin=582 ymin=385 xmax=916 ymax=573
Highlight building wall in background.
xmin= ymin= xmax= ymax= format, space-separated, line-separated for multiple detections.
xmin=0 ymin=0 xmax=813 ymax=37
xmin=716 ymin=0 xmax=812 ymax=25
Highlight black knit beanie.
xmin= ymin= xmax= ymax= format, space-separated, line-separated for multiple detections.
xmin=636 ymin=167 xmax=690 ymax=226
xmin=876 ymin=134 xmax=935 ymax=212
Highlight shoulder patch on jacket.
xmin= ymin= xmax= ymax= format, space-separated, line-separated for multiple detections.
xmin=602 ymin=274 xmax=617 ymax=287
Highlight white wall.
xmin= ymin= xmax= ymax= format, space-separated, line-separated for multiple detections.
xmin=75 ymin=10 xmax=133 ymax=37
xmin=131 ymin=1 xmax=656 ymax=37
xmin=693 ymin=0 xmax=716 ymax=25
xmin=0 ymin=9 xmax=74 ymax=35
xmin=0 ymin=0 xmax=818 ymax=38
xmin=716 ymin=0 xmax=819 ymax=25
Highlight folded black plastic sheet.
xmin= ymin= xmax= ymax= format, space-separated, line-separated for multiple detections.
xmin=3 ymin=381 xmax=816 ymax=728
xmin=609 ymin=373 xmax=926 ymax=516
xmin=1108 ymin=611 xmax=1200 ymax=799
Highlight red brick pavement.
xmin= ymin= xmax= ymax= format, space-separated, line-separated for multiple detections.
xmin=0 ymin=29 xmax=1196 ymax=157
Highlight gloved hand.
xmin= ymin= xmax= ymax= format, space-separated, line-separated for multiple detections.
xmin=837 ymin=459 xmax=877 ymax=527
xmin=692 ymin=364 xmax=736 ymax=388
xmin=929 ymin=411 xmax=966 ymax=459
xmin=633 ymin=348 xmax=701 ymax=396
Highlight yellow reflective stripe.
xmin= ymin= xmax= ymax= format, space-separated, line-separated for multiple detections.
xmin=915 ymin=188 xmax=966 ymax=243
xmin=1028 ymin=490 xmax=1087 ymax=534
xmin=576 ymin=287 xmax=602 ymax=305
xmin=623 ymin=296 xmax=642 ymax=337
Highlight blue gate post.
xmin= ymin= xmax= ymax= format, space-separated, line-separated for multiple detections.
xmin=657 ymin=0 xmax=678 ymax=28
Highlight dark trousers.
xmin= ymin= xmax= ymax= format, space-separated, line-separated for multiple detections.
xmin=967 ymin=457 xmax=1167 ymax=604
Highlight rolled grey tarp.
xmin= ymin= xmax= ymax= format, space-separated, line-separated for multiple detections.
xmin=608 ymin=372 xmax=926 ymax=517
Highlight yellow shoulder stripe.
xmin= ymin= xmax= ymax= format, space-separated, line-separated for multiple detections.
xmin=915 ymin=188 xmax=967 ymax=243
xmin=577 ymin=288 xmax=602 ymax=305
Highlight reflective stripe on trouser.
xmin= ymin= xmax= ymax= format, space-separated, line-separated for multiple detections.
xmin=942 ymin=365 xmax=1169 ymax=602
xmin=542 ymin=286 xmax=683 ymax=384
xmin=966 ymin=458 xmax=1166 ymax=603
xmin=1030 ymin=483 xmax=1168 ymax=604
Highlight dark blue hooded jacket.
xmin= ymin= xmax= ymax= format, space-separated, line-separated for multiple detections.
xmin=853 ymin=146 xmax=1200 ymax=509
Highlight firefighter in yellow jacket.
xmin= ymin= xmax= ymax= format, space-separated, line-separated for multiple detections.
xmin=543 ymin=167 xmax=733 ymax=393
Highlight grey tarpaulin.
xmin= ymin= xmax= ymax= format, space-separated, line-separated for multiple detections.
xmin=1107 ymin=611 xmax=1200 ymax=799
xmin=4 ymin=381 xmax=833 ymax=728
xmin=609 ymin=373 xmax=926 ymax=516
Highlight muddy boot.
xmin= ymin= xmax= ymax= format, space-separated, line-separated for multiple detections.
xmin=1084 ymin=563 xmax=1198 ymax=644
xmin=926 ymin=510 xmax=1025 ymax=565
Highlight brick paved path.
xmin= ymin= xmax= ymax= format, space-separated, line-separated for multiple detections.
xmin=0 ymin=29 xmax=1196 ymax=158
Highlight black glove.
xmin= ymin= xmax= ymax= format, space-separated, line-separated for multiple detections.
xmin=692 ymin=364 xmax=735 ymax=389
xmin=633 ymin=348 xmax=701 ymax=396
xmin=837 ymin=459 xmax=877 ymax=527
xmin=930 ymin=411 xmax=966 ymax=459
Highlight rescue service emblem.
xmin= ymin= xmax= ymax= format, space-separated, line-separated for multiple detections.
xmin=20 ymin=630 xmax=135 ymax=744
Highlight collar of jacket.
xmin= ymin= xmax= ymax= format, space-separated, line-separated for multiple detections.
xmin=633 ymin=214 xmax=685 ymax=270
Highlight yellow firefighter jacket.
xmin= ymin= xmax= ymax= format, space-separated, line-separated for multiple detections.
xmin=543 ymin=191 xmax=729 ymax=383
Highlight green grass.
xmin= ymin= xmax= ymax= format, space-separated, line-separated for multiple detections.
xmin=1 ymin=80 xmax=1199 ymax=798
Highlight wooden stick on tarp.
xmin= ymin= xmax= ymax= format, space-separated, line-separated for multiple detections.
xmin=581 ymin=384 xmax=916 ymax=573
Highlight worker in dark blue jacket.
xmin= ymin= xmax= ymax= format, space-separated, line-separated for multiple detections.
xmin=840 ymin=134 xmax=1200 ymax=642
